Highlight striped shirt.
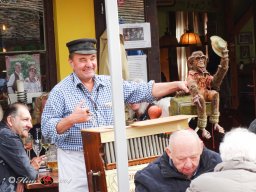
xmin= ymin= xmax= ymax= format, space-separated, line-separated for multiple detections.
xmin=41 ymin=73 xmax=155 ymax=151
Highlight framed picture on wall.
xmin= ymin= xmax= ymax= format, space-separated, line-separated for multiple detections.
xmin=120 ymin=23 xmax=151 ymax=49
xmin=240 ymin=45 xmax=250 ymax=59
xmin=238 ymin=32 xmax=253 ymax=44
xmin=5 ymin=54 xmax=42 ymax=94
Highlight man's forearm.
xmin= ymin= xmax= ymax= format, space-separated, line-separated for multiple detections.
xmin=56 ymin=115 xmax=74 ymax=134
xmin=152 ymin=81 xmax=188 ymax=98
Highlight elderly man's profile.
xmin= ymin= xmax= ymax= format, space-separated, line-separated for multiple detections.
xmin=7 ymin=62 xmax=24 ymax=93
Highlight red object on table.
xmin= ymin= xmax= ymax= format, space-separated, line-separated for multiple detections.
xmin=148 ymin=105 xmax=162 ymax=119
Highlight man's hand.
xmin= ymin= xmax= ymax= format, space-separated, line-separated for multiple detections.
xmin=178 ymin=81 xmax=189 ymax=93
xmin=56 ymin=100 xmax=93 ymax=134
xmin=69 ymin=101 xmax=92 ymax=124
xmin=221 ymin=48 xmax=229 ymax=59
xmin=30 ymin=155 xmax=45 ymax=170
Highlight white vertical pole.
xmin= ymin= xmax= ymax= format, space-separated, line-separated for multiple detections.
xmin=104 ymin=0 xmax=130 ymax=191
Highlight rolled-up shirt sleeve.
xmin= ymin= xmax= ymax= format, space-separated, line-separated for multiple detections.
xmin=41 ymin=88 xmax=69 ymax=143
xmin=123 ymin=80 xmax=156 ymax=104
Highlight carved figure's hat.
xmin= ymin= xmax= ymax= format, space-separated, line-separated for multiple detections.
xmin=210 ymin=36 xmax=227 ymax=57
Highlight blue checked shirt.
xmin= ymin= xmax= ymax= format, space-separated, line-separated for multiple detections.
xmin=41 ymin=73 xmax=156 ymax=151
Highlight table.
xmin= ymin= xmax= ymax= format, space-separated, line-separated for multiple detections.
xmin=24 ymin=170 xmax=58 ymax=192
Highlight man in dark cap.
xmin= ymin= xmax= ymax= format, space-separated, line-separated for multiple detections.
xmin=41 ymin=38 xmax=189 ymax=192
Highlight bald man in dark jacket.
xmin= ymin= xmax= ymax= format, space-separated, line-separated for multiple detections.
xmin=135 ymin=130 xmax=221 ymax=192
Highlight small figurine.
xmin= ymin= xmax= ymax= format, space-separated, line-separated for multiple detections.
xmin=186 ymin=36 xmax=229 ymax=138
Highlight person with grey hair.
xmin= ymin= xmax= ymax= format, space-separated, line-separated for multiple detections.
xmin=186 ymin=128 xmax=256 ymax=192
xmin=127 ymin=78 xmax=162 ymax=122
xmin=248 ymin=119 xmax=256 ymax=134
xmin=127 ymin=102 xmax=152 ymax=122
xmin=7 ymin=62 xmax=24 ymax=93
xmin=134 ymin=129 xmax=221 ymax=192
xmin=126 ymin=78 xmax=153 ymax=122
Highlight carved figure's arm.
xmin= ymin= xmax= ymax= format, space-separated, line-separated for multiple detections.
xmin=187 ymin=71 xmax=199 ymax=97
xmin=212 ymin=49 xmax=229 ymax=90
xmin=187 ymin=71 xmax=204 ymax=108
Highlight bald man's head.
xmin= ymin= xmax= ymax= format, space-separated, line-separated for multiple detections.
xmin=165 ymin=129 xmax=203 ymax=178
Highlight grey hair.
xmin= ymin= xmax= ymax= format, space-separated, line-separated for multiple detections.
xmin=168 ymin=129 xmax=201 ymax=151
xmin=248 ymin=119 xmax=256 ymax=134
xmin=220 ymin=127 xmax=256 ymax=162
xmin=128 ymin=102 xmax=149 ymax=119
xmin=127 ymin=78 xmax=149 ymax=119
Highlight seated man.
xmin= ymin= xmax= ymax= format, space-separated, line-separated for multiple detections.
xmin=134 ymin=129 xmax=221 ymax=192
xmin=0 ymin=102 xmax=44 ymax=192
xmin=186 ymin=128 xmax=256 ymax=192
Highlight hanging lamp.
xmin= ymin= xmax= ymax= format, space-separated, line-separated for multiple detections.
xmin=180 ymin=30 xmax=201 ymax=45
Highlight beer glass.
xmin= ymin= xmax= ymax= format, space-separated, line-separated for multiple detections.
xmin=46 ymin=145 xmax=58 ymax=171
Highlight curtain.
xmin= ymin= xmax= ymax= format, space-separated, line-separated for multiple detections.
xmin=176 ymin=11 xmax=187 ymax=81
xmin=203 ymin=12 xmax=209 ymax=58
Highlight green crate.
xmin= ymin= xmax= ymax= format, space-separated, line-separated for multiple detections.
xmin=169 ymin=95 xmax=212 ymax=116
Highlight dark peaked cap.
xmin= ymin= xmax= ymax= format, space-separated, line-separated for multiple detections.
xmin=66 ymin=38 xmax=97 ymax=54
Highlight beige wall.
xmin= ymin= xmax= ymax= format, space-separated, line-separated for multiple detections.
xmin=53 ymin=0 xmax=96 ymax=80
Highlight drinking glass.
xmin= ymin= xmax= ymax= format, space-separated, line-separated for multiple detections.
xmin=32 ymin=139 xmax=42 ymax=158
xmin=45 ymin=145 xmax=58 ymax=171
xmin=42 ymin=136 xmax=52 ymax=152
xmin=23 ymin=133 xmax=33 ymax=159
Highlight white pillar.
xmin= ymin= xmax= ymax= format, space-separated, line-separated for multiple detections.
xmin=104 ymin=0 xmax=130 ymax=191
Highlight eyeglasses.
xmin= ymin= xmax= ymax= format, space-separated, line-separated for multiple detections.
xmin=194 ymin=56 xmax=207 ymax=61
xmin=29 ymin=68 xmax=36 ymax=72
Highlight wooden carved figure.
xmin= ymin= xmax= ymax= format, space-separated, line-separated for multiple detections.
xmin=186 ymin=36 xmax=229 ymax=138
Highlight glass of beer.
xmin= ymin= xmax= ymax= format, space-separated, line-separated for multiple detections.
xmin=46 ymin=145 xmax=58 ymax=171
xmin=47 ymin=161 xmax=58 ymax=170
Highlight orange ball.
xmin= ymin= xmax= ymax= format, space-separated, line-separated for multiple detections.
xmin=148 ymin=105 xmax=162 ymax=119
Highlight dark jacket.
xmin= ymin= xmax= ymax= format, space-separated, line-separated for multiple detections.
xmin=0 ymin=122 xmax=38 ymax=192
xmin=134 ymin=148 xmax=221 ymax=192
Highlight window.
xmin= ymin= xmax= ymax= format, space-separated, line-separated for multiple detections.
xmin=0 ymin=0 xmax=57 ymax=99
xmin=0 ymin=0 xmax=45 ymax=53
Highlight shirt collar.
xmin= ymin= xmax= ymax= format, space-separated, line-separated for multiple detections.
xmin=71 ymin=73 xmax=106 ymax=90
